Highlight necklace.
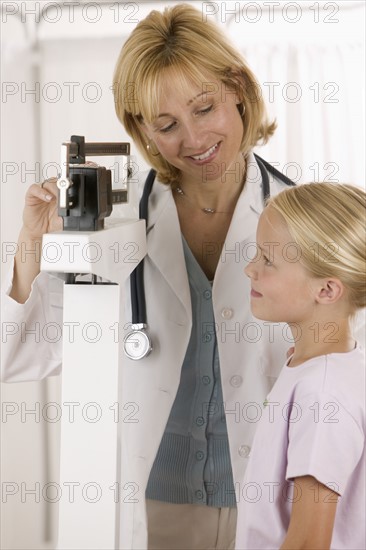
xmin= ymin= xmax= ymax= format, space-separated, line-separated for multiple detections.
xmin=175 ymin=158 xmax=247 ymax=214
xmin=175 ymin=187 xmax=226 ymax=214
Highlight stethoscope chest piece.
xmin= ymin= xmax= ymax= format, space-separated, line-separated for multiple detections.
xmin=123 ymin=324 xmax=153 ymax=361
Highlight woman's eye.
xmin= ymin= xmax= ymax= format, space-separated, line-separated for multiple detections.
xmin=197 ymin=105 xmax=213 ymax=115
xmin=159 ymin=122 xmax=176 ymax=133
xmin=157 ymin=105 xmax=213 ymax=133
xmin=263 ymin=255 xmax=272 ymax=266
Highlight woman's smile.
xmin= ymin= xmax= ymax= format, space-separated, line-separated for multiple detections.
xmin=186 ymin=142 xmax=220 ymax=164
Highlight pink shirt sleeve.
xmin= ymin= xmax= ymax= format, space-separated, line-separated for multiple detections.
xmin=285 ymin=391 xmax=364 ymax=496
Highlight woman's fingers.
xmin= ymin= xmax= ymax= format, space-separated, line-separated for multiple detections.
xmin=26 ymin=180 xmax=57 ymax=204
xmin=39 ymin=177 xmax=59 ymax=197
xmin=22 ymin=178 xmax=62 ymax=238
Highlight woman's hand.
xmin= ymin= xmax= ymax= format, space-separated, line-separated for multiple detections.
xmin=22 ymin=178 xmax=63 ymax=240
xmin=11 ymin=163 xmax=98 ymax=303
xmin=10 ymin=178 xmax=62 ymax=303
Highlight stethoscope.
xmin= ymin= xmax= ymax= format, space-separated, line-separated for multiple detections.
xmin=123 ymin=154 xmax=295 ymax=360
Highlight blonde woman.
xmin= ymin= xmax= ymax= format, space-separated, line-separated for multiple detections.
xmin=238 ymin=183 xmax=366 ymax=549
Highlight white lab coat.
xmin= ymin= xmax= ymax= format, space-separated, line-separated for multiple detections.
xmin=4 ymin=153 xmax=349 ymax=548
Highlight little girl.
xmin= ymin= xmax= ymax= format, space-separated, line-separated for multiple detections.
xmin=236 ymin=182 xmax=365 ymax=549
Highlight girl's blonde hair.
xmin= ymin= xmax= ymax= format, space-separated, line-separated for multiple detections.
xmin=267 ymin=183 xmax=366 ymax=311
xmin=113 ymin=3 xmax=276 ymax=184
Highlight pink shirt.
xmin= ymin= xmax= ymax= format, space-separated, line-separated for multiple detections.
xmin=235 ymin=345 xmax=365 ymax=550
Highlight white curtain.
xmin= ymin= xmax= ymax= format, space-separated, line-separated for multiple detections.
xmin=222 ymin=2 xmax=365 ymax=186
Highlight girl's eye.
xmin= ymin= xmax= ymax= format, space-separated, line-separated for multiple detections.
xmin=263 ymin=255 xmax=272 ymax=266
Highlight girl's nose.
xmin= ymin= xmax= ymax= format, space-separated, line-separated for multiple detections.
xmin=244 ymin=260 xmax=257 ymax=280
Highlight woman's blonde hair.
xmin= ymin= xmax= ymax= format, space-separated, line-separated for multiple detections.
xmin=113 ymin=3 xmax=276 ymax=184
xmin=267 ymin=183 xmax=366 ymax=311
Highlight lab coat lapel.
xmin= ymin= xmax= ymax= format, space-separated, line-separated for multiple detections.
xmin=146 ymin=182 xmax=192 ymax=321
xmin=215 ymin=152 xmax=265 ymax=282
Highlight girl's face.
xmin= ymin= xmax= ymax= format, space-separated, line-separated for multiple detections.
xmin=245 ymin=207 xmax=319 ymax=324
xmin=142 ymin=74 xmax=245 ymax=186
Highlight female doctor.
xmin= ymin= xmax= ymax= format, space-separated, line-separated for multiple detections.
xmin=3 ymin=4 xmax=296 ymax=550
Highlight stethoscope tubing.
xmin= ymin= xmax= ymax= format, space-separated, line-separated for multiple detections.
xmin=130 ymin=168 xmax=156 ymax=325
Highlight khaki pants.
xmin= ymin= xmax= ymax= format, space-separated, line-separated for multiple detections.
xmin=146 ymin=499 xmax=237 ymax=550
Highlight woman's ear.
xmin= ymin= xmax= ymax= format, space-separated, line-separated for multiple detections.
xmin=315 ymin=278 xmax=344 ymax=305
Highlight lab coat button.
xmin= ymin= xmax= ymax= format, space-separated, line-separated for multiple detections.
xmin=203 ymin=290 xmax=212 ymax=300
xmin=202 ymin=332 xmax=212 ymax=343
xmin=221 ymin=307 xmax=233 ymax=319
xmin=195 ymin=451 xmax=204 ymax=461
xmin=238 ymin=445 xmax=251 ymax=458
xmin=202 ymin=375 xmax=211 ymax=385
xmin=196 ymin=416 xmax=205 ymax=427
xmin=230 ymin=375 xmax=243 ymax=387
xmin=195 ymin=490 xmax=203 ymax=499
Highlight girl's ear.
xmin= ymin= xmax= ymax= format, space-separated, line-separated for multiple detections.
xmin=315 ymin=278 xmax=344 ymax=305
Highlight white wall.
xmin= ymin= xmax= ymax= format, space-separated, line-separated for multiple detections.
xmin=1 ymin=1 xmax=365 ymax=548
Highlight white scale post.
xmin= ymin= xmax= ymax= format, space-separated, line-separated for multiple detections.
xmin=41 ymin=219 xmax=146 ymax=549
